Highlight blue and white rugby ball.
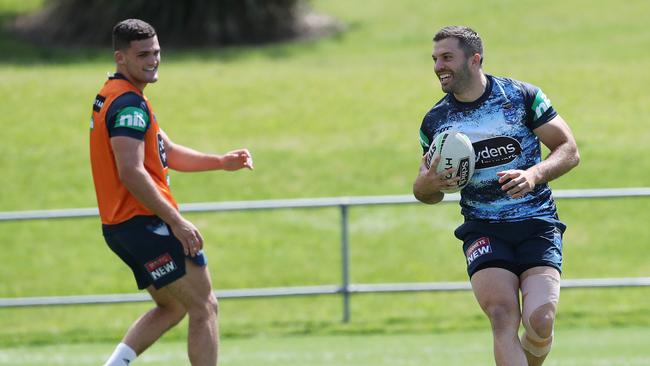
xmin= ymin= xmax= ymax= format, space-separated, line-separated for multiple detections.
xmin=425 ymin=131 xmax=475 ymax=193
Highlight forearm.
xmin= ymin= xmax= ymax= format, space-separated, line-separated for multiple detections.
xmin=529 ymin=142 xmax=580 ymax=185
xmin=119 ymin=166 xmax=183 ymax=225
xmin=167 ymin=144 xmax=223 ymax=172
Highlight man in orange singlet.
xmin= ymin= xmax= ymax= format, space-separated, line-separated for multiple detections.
xmin=89 ymin=19 xmax=253 ymax=366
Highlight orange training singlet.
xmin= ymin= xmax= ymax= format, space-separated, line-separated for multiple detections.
xmin=89 ymin=77 xmax=178 ymax=225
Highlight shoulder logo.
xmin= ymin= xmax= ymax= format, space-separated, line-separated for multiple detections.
xmin=93 ymin=94 xmax=105 ymax=112
xmin=531 ymin=90 xmax=552 ymax=120
xmin=114 ymin=106 xmax=149 ymax=132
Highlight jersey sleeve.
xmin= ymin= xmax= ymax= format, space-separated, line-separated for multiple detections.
xmin=419 ymin=99 xmax=447 ymax=156
xmin=419 ymin=123 xmax=431 ymax=155
xmin=106 ymin=92 xmax=151 ymax=140
xmin=519 ymin=82 xmax=558 ymax=130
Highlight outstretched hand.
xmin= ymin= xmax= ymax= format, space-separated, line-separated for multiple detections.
xmin=221 ymin=148 xmax=254 ymax=171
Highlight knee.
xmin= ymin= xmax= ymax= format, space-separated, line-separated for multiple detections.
xmin=484 ymin=302 xmax=520 ymax=331
xmin=527 ymin=304 xmax=555 ymax=339
xmin=521 ymin=303 xmax=556 ymax=357
xmin=188 ymin=294 xmax=218 ymax=321
xmin=158 ymin=302 xmax=187 ymax=326
xmin=207 ymin=295 xmax=219 ymax=317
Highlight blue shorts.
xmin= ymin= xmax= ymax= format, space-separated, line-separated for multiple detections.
xmin=454 ymin=218 xmax=565 ymax=278
xmin=103 ymin=215 xmax=207 ymax=290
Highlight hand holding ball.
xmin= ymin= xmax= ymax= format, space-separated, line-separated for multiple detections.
xmin=425 ymin=131 xmax=475 ymax=193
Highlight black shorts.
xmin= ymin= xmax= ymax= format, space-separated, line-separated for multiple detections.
xmin=454 ymin=218 xmax=566 ymax=278
xmin=103 ymin=215 xmax=208 ymax=290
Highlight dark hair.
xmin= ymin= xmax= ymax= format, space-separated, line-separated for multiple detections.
xmin=112 ymin=19 xmax=157 ymax=51
xmin=433 ymin=26 xmax=483 ymax=64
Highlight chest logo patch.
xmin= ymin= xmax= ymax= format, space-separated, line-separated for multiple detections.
xmin=473 ymin=136 xmax=521 ymax=169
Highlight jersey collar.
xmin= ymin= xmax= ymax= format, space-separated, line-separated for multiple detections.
xmin=109 ymin=72 xmax=128 ymax=81
xmin=450 ymin=74 xmax=493 ymax=109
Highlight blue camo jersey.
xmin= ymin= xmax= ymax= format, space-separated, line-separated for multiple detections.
xmin=419 ymin=75 xmax=558 ymax=222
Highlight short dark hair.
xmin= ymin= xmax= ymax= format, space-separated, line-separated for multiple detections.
xmin=112 ymin=19 xmax=157 ymax=51
xmin=433 ymin=26 xmax=483 ymax=64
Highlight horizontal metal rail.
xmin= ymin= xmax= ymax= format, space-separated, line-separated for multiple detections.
xmin=0 ymin=285 xmax=341 ymax=308
xmin=2 ymin=278 xmax=650 ymax=308
xmin=1 ymin=188 xmax=650 ymax=222
xmin=2 ymin=188 xmax=649 ymax=319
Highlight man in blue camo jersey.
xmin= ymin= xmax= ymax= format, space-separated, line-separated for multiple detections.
xmin=413 ymin=26 xmax=579 ymax=366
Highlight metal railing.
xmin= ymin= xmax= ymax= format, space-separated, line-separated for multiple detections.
xmin=2 ymin=187 xmax=650 ymax=322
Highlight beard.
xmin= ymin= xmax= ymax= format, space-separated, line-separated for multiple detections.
xmin=440 ymin=62 xmax=472 ymax=95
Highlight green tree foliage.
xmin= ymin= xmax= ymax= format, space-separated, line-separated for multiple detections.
xmin=13 ymin=0 xmax=307 ymax=47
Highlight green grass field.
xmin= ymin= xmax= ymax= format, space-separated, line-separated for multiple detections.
xmin=1 ymin=0 xmax=650 ymax=363
xmin=2 ymin=328 xmax=649 ymax=366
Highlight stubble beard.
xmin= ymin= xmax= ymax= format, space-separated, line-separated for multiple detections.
xmin=440 ymin=63 xmax=471 ymax=95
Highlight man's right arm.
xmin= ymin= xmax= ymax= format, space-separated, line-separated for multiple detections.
xmin=111 ymin=136 xmax=203 ymax=256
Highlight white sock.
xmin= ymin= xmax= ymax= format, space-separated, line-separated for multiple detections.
xmin=104 ymin=342 xmax=137 ymax=366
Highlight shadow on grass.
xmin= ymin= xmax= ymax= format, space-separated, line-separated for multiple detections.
xmin=0 ymin=11 xmax=354 ymax=66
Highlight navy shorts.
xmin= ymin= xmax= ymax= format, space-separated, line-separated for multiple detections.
xmin=103 ymin=215 xmax=207 ymax=290
xmin=454 ymin=218 xmax=565 ymax=278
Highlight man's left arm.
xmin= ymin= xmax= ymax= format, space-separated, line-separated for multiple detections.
xmin=161 ymin=129 xmax=254 ymax=172
xmin=498 ymin=115 xmax=580 ymax=198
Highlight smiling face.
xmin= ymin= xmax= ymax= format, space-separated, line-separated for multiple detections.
xmin=432 ymin=37 xmax=475 ymax=95
xmin=115 ymin=36 xmax=161 ymax=91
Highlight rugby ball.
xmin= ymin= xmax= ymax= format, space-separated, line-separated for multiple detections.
xmin=425 ymin=131 xmax=475 ymax=193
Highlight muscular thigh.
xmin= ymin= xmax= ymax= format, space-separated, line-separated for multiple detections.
xmin=164 ymin=259 xmax=215 ymax=309
xmin=471 ymin=267 xmax=520 ymax=311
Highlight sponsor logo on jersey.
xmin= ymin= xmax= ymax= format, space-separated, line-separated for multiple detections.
xmin=157 ymin=133 xmax=168 ymax=168
xmin=114 ymin=106 xmax=148 ymax=132
xmin=466 ymin=237 xmax=492 ymax=265
xmin=532 ymin=90 xmax=552 ymax=120
xmin=437 ymin=126 xmax=453 ymax=133
xmin=145 ymin=253 xmax=177 ymax=280
xmin=473 ymin=136 xmax=521 ymax=169
xmin=93 ymin=94 xmax=105 ymax=112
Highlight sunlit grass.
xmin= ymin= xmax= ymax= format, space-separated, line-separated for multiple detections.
xmin=1 ymin=0 xmax=649 ymax=347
